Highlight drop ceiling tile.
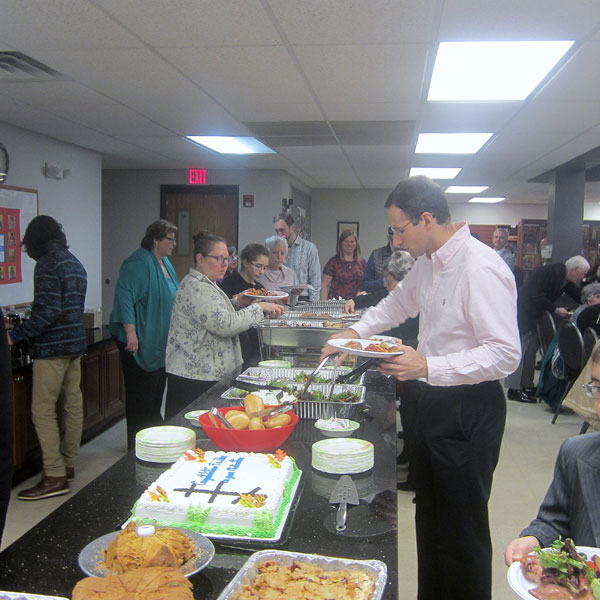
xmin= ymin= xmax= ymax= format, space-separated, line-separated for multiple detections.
xmin=439 ymin=0 xmax=600 ymax=39
xmin=321 ymin=101 xmax=419 ymax=122
xmin=419 ymin=103 xmax=521 ymax=133
xmin=277 ymin=145 xmax=361 ymax=186
xmin=332 ymin=121 xmax=414 ymax=145
xmin=0 ymin=0 xmax=140 ymax=50
xmin=159 ymin=46 xmax=314 ymax=106
xmin=0 ymin=104 xmax=101 ymax=141
xmin=295 ymin=44 xmax=428 ymax=104
xmin=44 ymin=104 xmax=172 ymax=137
xmin=270 ymin=0 xmax=438 ymax=44
xmin=228 ymin=101 xmax=323 ymax=122
xmin=245 ymin=122 xmax=331 ymax=136
xmin=96 ymin=0 xmax=281 ymax=47
xmin=1 ymin=81 xmax=116 ymax=105
xmin=344 ymin=146 xmax=412 ymax=188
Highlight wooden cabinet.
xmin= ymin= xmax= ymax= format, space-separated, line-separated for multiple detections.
xmin=11 ymin=338 xmax=125 ymax=478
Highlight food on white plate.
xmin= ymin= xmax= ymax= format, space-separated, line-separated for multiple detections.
xmin=104 ymin=522 xmax=195 ymax=573
xmin=343 ymin=341 xmax=363 ymax=350
xmin=519 ymin=538 xmax=600 ymax=599
xmin=316 ymin=418 xmax=352 ymax=431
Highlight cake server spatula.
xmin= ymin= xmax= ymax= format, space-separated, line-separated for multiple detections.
xmin=329 ymin=475 xmax=359 ymax=532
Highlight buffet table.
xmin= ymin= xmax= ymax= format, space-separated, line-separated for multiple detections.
xmin=0 ymin=370 xmax=398 ymax=599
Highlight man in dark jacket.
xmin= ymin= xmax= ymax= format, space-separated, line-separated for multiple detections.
xmin=505 ymin=256 xmax=589 ymax=402
xmin=9 ymin=216 xmax=87 ymax=500
xmin=0 ymin=307 xmax=14 ymax=543
xmin=362 ymin=227 xmax=400 ymax=292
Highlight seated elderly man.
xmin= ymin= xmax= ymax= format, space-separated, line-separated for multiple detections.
xmin=505 ymin=342 xmax=600 ymax=563
xmin=571 ymin=281 xmax=600 ymax=327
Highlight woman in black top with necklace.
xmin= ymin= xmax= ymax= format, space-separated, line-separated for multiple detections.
xmin=219 ymin=243 xmax=270 ymax=367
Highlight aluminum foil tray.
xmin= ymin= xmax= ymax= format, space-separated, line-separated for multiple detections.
xmin=257 ymin=324 xmax=348 ymax=349
xmin=294 ymin=300 xmax=348 ymax=310
xmin=215 ymin=549 xmax=387 ymax=600
xmin=241 ymin=366 xmax=366 ymax=385
xmin=285 ymin=310 xmax=362 ymax=320
xmin=221 ymin=383 xmax=366 ymax=420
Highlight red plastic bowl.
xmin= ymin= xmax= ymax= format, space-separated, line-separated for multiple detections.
xmin=199 ymin=406 xmax=298 ymax=452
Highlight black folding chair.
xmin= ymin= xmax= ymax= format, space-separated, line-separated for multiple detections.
xmin=537 ymin=310 xmax=557 ymax=360
xmin=552 ymin=319 xmax=585 ymax=424
xmin=583 ymin=327 xmax=599 ymax=363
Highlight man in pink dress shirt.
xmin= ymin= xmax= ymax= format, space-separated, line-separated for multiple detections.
xmin=323 ymin=176 xmax=521 ymax=600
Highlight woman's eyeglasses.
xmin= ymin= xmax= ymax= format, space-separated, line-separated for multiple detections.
xmin=583 ymin=381 xmax=600 ymax=399
xmin=250 ymin=262 xmax=267 ymax=271
xmin=206 ymin=255 xmax=230 ymax=265
xmin=164 ymin=236 xmax=176 ymax=242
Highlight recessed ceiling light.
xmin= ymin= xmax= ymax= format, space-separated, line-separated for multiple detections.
xmin=410 ymin=167 xmax=461 ymax=179
xmin=416 ymin=133 xmax=492 ymax=154
xmin=469 ymin=197 xmax=505 ymax=203
xmin=186 ymin=136 xmax=275 ymax=154
xmin=446 ymin=185 xmax=489 ymax=194
xmin=428 ymin=41 xmax=574 ymax=101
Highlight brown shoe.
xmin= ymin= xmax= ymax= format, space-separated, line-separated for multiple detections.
xmin=18 ymin=476 xmax=69 ymax=501
xmin=66 ymin=468 xmax=75 ymax=481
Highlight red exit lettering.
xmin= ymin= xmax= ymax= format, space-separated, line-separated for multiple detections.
xmin=188 ymin=169 xmax=207 ymax=184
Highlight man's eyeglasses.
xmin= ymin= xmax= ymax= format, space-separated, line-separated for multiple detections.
xmin=389 ymin=220 xmax=414 ymax=237
xmin=206 ymin=255 xmax=230 ymax=265
xmin=164 ymin=236 xmax=176 ymax=242
xmin=250 ymin=262 xmax=267 ymax=271
xmin=583 ymin=381 xmax=600 ymax=399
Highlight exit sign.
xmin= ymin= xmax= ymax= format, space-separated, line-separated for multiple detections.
xmin=188 ymin=169 xmax=207 ymax=184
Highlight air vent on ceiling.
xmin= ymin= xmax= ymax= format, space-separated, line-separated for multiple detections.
xmin=0 ymin=51 xmax=63 ymax=82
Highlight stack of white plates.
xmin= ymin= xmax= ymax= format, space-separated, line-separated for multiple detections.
xmin=311 ymin=438 xmax=374 ymax=474
xmin=135 ymin=426 xmax=196 ymax=463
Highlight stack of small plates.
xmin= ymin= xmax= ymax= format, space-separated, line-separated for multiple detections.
xmin=135 ymin=426 xmax=196 ymax=463
xmin=311 ymin=438 xmax=374 ymax=474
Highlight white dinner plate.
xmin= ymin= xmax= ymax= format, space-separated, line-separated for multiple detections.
xmin=326 ymin=338 xmax=404 ymax=358
xmin=506 ymin=545 xmax=600 ymax=600
xmin=243 ymin=290 xmax=289 ymax=301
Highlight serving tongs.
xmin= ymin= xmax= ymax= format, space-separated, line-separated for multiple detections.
xmin=247 ymin=402 xmax=295 ymax=419
xmin=209 ymin=407 xmax=235 ymax=429
xmin=230 ymin=378 xmax=282 ymax=392
xmin=334 ymin=357 xmax=377 ymax=384
xmin=299 ymin=354 xmax=337 ymax=402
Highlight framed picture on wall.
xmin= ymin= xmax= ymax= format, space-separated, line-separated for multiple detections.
xmin=337 ymin=221 xmax=359 ymax=241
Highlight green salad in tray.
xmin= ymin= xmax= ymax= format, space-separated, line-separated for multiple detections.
xmin=292 ymin=371 xmax=361 ymax=384
xmin=228 ymin=383 xmax=360 ymax=403
xmin=520 ymin=538 xmax=600 ymax=599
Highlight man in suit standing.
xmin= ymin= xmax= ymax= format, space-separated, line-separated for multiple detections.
xmin=505 ymin=256 xmax=589 ymax=403
xmin=505 ymin=341 xmax=600 ymax=561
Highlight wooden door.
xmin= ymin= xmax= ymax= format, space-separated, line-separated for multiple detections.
xmin=161 ymin=185 xmax=238 ymax=282
xmin=80 ymin=349 xmax=104 ymax=429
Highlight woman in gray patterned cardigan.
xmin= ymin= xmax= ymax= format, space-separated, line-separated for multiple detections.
xmin=165 ymin=231 xmax=284 ymax=418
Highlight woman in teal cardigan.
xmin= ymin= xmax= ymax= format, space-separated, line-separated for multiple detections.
xmin=109 ymin=220 xmax=179 ymax=449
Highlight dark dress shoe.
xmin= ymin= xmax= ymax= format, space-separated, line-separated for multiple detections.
xmin=506 ymin=388 xmax=537 ymax=403
xmin=523 ymin=387 xmax=538 ymax=398
xmin=66 ymin=467 xmax=75 ymax=481
xmin=18 ymin=476 xmax=70 ymax=501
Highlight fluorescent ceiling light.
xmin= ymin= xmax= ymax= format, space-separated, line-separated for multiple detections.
xmin=446 ymin=185 xmax=489 ymax=194
xmin=416 ymin=133 xmax=492 ymax=154
xmin=469 ymin=197 xmax=505 ymax=203
xmin=428 ymin=41 xmax=574 ymax=101
xmin=186 ymin=136 xmax=275 ymax=154
xmin=410 ymin=167 xmax=461 ymax=179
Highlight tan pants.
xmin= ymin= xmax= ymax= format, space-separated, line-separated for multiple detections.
xmin=31 ymin=357 xmax=84 ymax=477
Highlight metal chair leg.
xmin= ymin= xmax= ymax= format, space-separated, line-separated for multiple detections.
xmin=551 ymin=380 xmax=574 ymax=424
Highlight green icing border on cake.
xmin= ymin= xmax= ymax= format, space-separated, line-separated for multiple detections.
xmin=132 ymin=457 xmax=301 ymax=539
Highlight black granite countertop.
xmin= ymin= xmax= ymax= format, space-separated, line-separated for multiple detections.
xmin=0 ymin=371 xmax=398 ymax=599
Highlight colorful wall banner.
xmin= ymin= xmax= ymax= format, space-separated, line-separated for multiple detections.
xmin=0 ymin=207 xmax=22 ymax=284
